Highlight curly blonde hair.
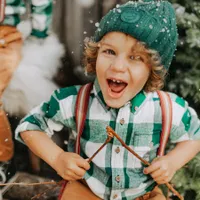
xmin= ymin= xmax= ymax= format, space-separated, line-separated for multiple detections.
xmin=83 ymin=38 xmax=167 ymax=92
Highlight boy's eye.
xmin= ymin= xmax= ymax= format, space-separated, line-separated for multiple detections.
xmin=104 ymin=49 xmax=115 ymax=55
xmin=130 ymin=55 xmax=143 ymax=62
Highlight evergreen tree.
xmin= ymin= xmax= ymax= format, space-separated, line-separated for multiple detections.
xmin=167 ymin=1 xmax=200 ymax=200
xmin=168 ymin=0 xmax=200 ymax=108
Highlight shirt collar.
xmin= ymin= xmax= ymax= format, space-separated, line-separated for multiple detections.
xmin=130 ymin=90 xmax=147 ymax=113
xmin=93 ymin=78 xmax=147 ymax=113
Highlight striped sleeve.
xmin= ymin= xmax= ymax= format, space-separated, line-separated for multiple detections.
xmin=15 ymin=90 xmax=65 ymax=143
xmin=15 ymin=86 xmax=80 ymax=144
xmin=169 ymin=93 xmax=200 ymax=143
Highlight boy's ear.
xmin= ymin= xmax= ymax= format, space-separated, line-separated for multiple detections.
xmin=97 ymin=42 xmax=101 ymax=48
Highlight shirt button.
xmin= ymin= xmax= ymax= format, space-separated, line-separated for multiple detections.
xmin=115 ymin=175 xmax=121 ymax=182
xmin=115 ymin=147 xmax=120 ymax=154
xmin=134 ymin=106 xmax=138 ymax=111
xmin=149 ymin=142 xmax=154 ymax=148
xmin=113 ymin=194 xmax=118 ymax=199
xmin=120 ymin=118 xmax=125 ymax=125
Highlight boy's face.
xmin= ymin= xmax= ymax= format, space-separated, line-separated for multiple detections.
xmin=96 ymin=32 xmax=150 ymax=108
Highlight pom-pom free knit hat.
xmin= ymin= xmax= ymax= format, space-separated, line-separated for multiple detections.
xmin=94 ymin=0 xmax=178 ymax=70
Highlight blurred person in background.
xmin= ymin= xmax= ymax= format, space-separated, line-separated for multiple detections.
xmin=0 ymin=0 xmax=64 ymax=198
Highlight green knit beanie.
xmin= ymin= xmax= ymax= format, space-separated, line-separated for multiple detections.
xmin=94 ymin=0 xmax=178 ymax=70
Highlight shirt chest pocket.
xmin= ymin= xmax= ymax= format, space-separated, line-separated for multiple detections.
xmin=130 ymin=144 xmax=160 ymax=172
xmin=132 ymin=130 xmax=161 ymax=170
xmin=133 ymin=130 xmax=161 ymax=147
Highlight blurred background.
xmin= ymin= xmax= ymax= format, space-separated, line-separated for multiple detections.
xmin=1 ymin=0 xmax=200 ymax=199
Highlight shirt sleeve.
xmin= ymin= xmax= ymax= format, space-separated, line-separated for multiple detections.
xmin=30 ymin=0 xmax=53 ymax=38
xmin=15 ymin=89 xmax=65 ymax=144
xmin=169 ymin=93 xmax=200 ymax=143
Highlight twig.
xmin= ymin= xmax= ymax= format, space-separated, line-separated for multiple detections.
xmin=31 ymin=186 xmax=52 ymax=200
xmin=88 ymin=133 xmax=114 ymax=163
xmin=0 ymin=180 xmax=64 ymax=200
xmin=0 ymin=181 xmax=58 ymax=186
xmin=106 ymin=126 xmax=184 ymax=200
xmin=31 ymin=180 xmax=64 ymax=200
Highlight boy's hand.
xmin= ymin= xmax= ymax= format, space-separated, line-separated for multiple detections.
xmin=143 ymin=156 xmax=176 ymax=185
xmin=54 ymin=151 xmax=90 ymax=181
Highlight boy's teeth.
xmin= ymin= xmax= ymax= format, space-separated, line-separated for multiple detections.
xmin=108 ymin=79 xmax=127 ymax=93
xmin=111 ymin=79 xmax=122 ymax=83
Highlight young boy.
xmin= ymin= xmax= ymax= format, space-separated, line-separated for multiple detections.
xmin=15 ymin=0 xmax=200 ymax=200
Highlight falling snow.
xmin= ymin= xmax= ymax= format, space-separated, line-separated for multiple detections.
xmin=95 ymin=22 xmax=100 ymax=27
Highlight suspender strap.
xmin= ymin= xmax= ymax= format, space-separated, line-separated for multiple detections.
xmin=59 ymin=83 xmax=93 ymax=200
xmin=156 ymin=91 xmax=173 ymax=157
xmin=75 ymin=83 xmax=93 ymax=154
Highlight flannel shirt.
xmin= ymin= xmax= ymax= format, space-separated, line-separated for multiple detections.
xmin=3 ymin=0 xmax=53 ymax=38
xmin=15 ymin=79 xmax=200 ymax=200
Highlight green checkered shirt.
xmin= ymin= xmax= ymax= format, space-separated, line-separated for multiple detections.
xmin=3 ymin=0 xmax=52 ymax=38
xmin=15 ymin=79 xmax=200 ymax=200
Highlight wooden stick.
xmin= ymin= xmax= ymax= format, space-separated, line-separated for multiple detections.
xmin=0 ymin=181 xmax=58 ymax=186
xmin=31 ymin=181 xmax=63 ymax=200
xmin=88 ymin=134 xmax=113 ymax=163
xmin=106 ymin=126 xmax=184 ymax=200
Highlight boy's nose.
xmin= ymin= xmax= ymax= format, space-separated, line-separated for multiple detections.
xmin=110 ymin=57 xmax=127 ymax=72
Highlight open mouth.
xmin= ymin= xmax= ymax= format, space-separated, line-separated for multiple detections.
xmin=107 ymin=78 xmax=127 ymax=96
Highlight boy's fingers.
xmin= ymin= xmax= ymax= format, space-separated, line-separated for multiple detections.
xmin=143 ymin=162 xmax=160 ymax=174
xmin=150 ymin=169 xmax=163 ymax=179
xmin=157 ymin=174 xmax=173 ymax=184
xmin=73 ymin=166 xmax=86 ymax=177
xmin=77 ymin=159 xmax=90 ymax=170
xmin=154 ymin=175 xmax=166 ymax=182
xmin=156 ymin=180 xmax=167 ymax=185
xmin=64 ymin=169 xmax=81 ymax=180
xmin=66 ymin=172 xmax=80 ymax=181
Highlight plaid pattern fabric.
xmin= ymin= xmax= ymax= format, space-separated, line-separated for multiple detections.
xmin=3 ymin=0 xmax=52 ymax=38
xmin=15 ymin=79 xmax=200 ymax=200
